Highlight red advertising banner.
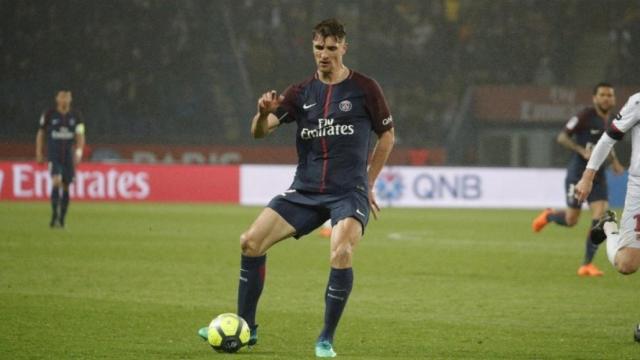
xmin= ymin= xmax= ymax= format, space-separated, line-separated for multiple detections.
xmin=0 ymin=162 xmax=239 ymax=203
xmin=473 ymin=85 xmax=638 ymax=123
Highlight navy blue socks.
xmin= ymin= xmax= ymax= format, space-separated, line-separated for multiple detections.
xmin=547 ymin=210 xmax=568 ymax=226
xmin=237 ymin=255 xmax=266 ymax=329
xmin=584 ymin=219 xmax=601 ymax=264
xmin=319 ymin=267 xmax=353 ymax=343
xmin=50 ymin=186 xmax=60 ymax=220
xmin=60 ymin=190 xmax=70 ymax=224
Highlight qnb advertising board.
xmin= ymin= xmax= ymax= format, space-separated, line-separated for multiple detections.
xmin=240 ymin=165 xmax=627 ymax=209
xmin=0 ymin=162 xmax=626 ymax=208
xmin=0 ymin=162 xmax=238 ymax=202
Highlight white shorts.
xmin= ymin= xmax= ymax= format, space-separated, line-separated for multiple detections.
xmin=619 ymin=175 xmax=640 ymax=249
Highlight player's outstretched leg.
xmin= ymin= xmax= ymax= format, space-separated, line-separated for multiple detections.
xmin=237 ymin=254 xmax=265 ymax=346
xmin=199 ymin=208 xmax=295 ymax=345
xmin=316 ymin=218 xmax=361 ymax=358
xmin=532 ymin=208 xmax=578 ymax=232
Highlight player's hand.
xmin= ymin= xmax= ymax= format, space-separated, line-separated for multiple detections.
xmin=257 ymin=90 xmax=284 ymax=116
xmin=36 ymin=153 xmax=44 ymax=164
xmin=574 ymin=178 xmax=593 ymax=203
xmin=612 ymin=161 xmax=625 ymax=176
xmin=579 ymin=147 xmax=592 ymax=161
xmin=369 ymin=189 xmax=380 ymax=220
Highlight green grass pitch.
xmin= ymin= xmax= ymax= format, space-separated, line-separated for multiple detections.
xmin=0 ymin=202 xmax=639 ymax=359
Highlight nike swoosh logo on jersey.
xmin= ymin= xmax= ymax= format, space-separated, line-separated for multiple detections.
xmin=303 ymin=103 xmax=317 ymax=110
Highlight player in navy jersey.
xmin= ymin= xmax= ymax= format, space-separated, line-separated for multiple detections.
xmin=36 ymin=90 xmax=86 ymax=228
xmin=198 ymin=19 xmax=395 ymax=357
xmin=532 ymin=83 xmax=624 ymax=276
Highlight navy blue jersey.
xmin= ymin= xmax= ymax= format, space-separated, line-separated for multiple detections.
xmin=275 ymin=70 xmax=393 ymax=194
xmin=39 ymin=109 xmax=84 ymax=163
xmin=564 ymin=107 xmax=608 ymax=179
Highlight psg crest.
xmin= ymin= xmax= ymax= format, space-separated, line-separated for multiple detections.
xmin=339 ymin=100 xmax=352 ymax=112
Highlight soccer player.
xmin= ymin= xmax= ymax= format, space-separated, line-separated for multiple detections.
xmin=575 ymin=92 xmax=640 ymax=342
xmin=36 ymin=90 xmax=85 ymax=228
xmin=199 ymin=19 xmax=395 ymax=357
xmin=531 ymin=83 xmax=624 ymax=276
xmin=576 ymin=91 xmax=640 ymax=276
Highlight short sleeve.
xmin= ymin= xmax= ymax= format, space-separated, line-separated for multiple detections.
xmin=274 ymin=84 xmax=302 ymax=124
xmin=364 ymin=79 xmax=393 ymax=135
xmin=564 ymin=109 xmax=590 ymax=135
xmin=564 ymin=115 xmax=580 ymax=135
xmin=609 ymin=93 xmax=640 ymax=140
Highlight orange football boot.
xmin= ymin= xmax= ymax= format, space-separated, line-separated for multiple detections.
xmin=319 ymin=227 xmax=332 ymax=238
xmin=577 ymin=263 xmax=604 ymax=277
xmin=532 ymin=208 xmax=553 ymax=233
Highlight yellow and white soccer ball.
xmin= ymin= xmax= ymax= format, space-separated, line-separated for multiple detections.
xmin=207 ymin=313 xmax=251 ymax=353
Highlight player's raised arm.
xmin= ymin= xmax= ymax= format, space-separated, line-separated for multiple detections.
xmin=251 ymin=90 xmax=283 ymax=139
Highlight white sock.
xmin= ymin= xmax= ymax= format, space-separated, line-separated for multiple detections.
xmin=604 ymin=222 xmax=621 ymax=266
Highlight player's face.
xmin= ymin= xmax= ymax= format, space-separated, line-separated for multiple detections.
xmin=56 ymin=91 xmax=72 ymax=112
xmin=593 ymin=87 xmax=615 ymax=113
xmin=313 ymin=35 xmax=347 ymax=74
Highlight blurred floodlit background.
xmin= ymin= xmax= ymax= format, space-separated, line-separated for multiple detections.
xmin=2 ymin=0 xmax=639 ymax=167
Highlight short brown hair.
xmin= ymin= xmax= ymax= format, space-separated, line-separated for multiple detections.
xmin=593 ymin=82 xmax=613 ymax=95
xmin=313 ymin=18 xmax=346 ymax=41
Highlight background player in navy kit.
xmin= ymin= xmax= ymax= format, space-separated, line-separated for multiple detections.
xmin=532 ymin=83 xmax=624 ymax=276
xmin=36 ymin=90 xmax=85 ymax=228
xmin=198 ymin=19 xmax=395 ymax=358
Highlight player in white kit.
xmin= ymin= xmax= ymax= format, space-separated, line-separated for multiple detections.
xmin=576 ymin=92 xmax=640 ymax=342
xmin=576 ymin=92 xmax=640 ymax=276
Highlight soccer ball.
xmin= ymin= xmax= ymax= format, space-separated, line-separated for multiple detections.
xmin=207 ymin=313 xmax=251 ymax=353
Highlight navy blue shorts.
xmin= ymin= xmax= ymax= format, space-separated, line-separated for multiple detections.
xmin=565 ymin=174 xmax=607 ymax=209
xmin=49 ymin=160 xmax=75 ymax=184
xmin=267 ymin=189 xmax=370 ymax=239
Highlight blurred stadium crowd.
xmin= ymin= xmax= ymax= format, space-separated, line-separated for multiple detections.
xmin=2 ymin=0 xmax=640 ymax=147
